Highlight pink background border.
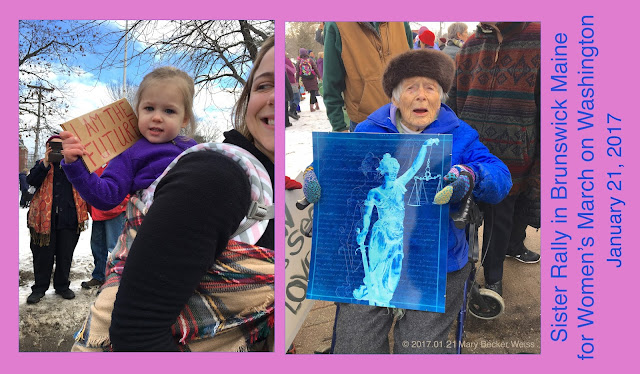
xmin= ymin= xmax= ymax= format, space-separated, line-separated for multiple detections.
xmin=2 ymin=1 xmax=634 ymax=372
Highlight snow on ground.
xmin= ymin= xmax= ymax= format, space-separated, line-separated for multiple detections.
xmin=18 ymin=205 xmax=94 ymax=301
xmin=285 ymin=96 xmax=333 ymax=178
xmin=19 ymin=198 xmax=98 ymax=352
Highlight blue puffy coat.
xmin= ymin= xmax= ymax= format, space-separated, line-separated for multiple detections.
xmin=355 ymin=103 xmax=512 ymax=272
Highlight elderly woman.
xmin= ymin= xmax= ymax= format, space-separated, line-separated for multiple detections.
xmin=442 ymin=22 xmax=469 ymax=60
xmin=321 ymin=48 xmax=512 ymax=353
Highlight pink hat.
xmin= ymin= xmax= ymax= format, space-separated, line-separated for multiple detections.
xmin=418 ymin=29 xmax=436 ymax=47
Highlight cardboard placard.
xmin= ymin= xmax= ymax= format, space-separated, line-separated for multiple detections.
xmin=61 ymin=98 xmax=141 ymax=173
xmin=285 ymin=171 xmax=316 ymax=349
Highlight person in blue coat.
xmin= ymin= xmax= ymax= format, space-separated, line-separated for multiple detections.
xmin=304 ymin=48 xmax=511 ymax=353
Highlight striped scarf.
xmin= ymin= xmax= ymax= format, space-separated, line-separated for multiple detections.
xmin=27 ymin=161 xmax=88 ymax=246
xmin=72 ymin=143 xmax=274 ymax=352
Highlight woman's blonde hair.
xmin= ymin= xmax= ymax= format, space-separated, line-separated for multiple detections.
xmin=134 ymin=66 xmax=197 ymax=137
xmin=232 ymin=35 xmax=275 ymax=142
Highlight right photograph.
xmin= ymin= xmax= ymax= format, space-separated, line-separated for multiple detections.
xmin=285 ymin=21 xmax=540 ymax=354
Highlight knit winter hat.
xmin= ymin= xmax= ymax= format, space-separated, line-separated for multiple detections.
xmin=418 ymin=29 xmax=435 ymax=47
xmin=299 ymin=48 xmax=308 ymax=57
xmin=382 ymin=48 xmax=456 ymax=97
xmin=45 ymin=134 xmax=61 ymax=144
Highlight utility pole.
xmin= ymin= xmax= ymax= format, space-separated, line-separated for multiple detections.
xmin=27 ymin=84 xmax=54 ymax=160
xmin=123 ymin=20 xmax=128 ymax=98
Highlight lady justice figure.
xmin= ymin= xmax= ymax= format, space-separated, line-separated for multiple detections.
xmin=354 ymin=138 xmax=438 ymax=306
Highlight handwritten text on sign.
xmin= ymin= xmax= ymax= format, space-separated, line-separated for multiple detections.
xmin=61 ymin=99 xmax=141 ymax=173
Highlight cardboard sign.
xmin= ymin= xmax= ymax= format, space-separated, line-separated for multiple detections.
xmin=61 ymin=98 xmax=141 ymax=173
xmin=285 ymin=171 xmax=316 ymax=349
xmin=307 ymin=132 xmax=452 ymax=313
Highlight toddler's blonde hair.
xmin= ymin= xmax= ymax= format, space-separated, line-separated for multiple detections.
xmin=135 ymin=66 xmax=197 ymax=137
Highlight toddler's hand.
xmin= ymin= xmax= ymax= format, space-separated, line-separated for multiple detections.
xmin=60 ymin=131 xmax=86 ymax=164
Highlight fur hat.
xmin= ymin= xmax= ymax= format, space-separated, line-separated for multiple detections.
xmin=382 ymin=48 xmax=455 ymax=97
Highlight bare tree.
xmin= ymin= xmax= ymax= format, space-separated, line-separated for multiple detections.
xmin=19 ymin=21 xmax=99 ymax=125
xmin=193 ymin=122 xmax=224 ymax=144
xmin=286 ymin=22 xmax=323 ymax=60
xmin=19 ymin=20 xmax=105 ymax=153
xmin=92 ymin=20 xmax=274 ymax=99
xmin=104 ymin=80 xmax=139 ymax=107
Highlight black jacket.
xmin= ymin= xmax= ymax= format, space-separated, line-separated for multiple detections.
xmin=27 ymin=160 xmax=78 ymax=230
xmin=110 ymin=129 xmax=274 ymax=351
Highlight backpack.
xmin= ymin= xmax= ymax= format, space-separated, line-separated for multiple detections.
xmin=299 ymin=57 xmax=315 ymax=79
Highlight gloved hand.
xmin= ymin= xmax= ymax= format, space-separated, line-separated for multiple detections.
xmin=302 ymin=165 xmax=321 ymax=203
xmin=296 ymin=165 xmax=321 ymax=209
xmin=433 ymin=165 xmax=476 ymax=205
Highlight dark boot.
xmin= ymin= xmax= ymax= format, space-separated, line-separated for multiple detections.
xmin=26 ymin=290 xmax=45 ymax=304
xmin=55 ymin=288 xmax=75 ymax=300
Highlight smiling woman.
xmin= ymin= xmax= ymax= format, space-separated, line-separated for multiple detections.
xmin=234 ymin=38 xmax=275 ymax=162
xmin=236 ymin=42 xmax=275 ymax=162
xmin=69 ymin=35 xmax=276 ymax=352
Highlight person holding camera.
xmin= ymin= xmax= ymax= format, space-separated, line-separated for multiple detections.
xmin=26 ymin=134 xmax=88 ymax=304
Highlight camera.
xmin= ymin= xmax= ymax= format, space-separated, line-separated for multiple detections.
xmin=48 ymin=141 xmax=63 ymax=163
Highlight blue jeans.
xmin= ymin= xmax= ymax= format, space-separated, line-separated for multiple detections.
xmin=293 ymin=92 xmax=301 ymax=107
xmin=90 ymin=212 xmax=125 ymax=282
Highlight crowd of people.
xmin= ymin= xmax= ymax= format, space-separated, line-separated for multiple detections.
xmin=285 ymin=45 xmax=324 ymax=127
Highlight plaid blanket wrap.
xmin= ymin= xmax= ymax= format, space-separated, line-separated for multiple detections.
xmin=72 ymin=143 xmax=274 ymax=352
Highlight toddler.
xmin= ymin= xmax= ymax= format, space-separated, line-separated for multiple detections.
xmin=61 ymin=67 xmax=198 ymax=210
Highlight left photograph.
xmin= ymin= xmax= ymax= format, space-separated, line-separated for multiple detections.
xmin=18 ymin=20 xmax=275 ymax=352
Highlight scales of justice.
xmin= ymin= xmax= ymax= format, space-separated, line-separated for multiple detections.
xmin=407 ymin=139 xmax=443 ymax=207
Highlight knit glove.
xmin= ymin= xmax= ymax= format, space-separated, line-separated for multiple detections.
xmin=302 ymin=165 xmax=321 ymax=204
xmin=433 ymin=165 xmax=476 ymax=205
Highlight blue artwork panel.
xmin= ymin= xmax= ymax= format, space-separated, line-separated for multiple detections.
xmin=307 ymin=132 xmax=452 ymax=313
